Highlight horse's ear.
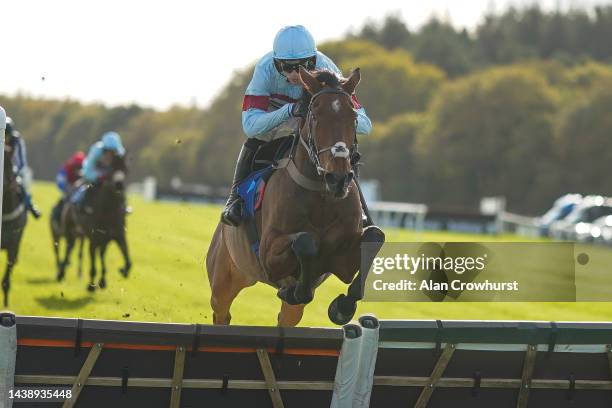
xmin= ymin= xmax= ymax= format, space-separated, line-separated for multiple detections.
xmin=342 ymin=68 xmax=361 ymax=95
xmin=299 ymin=66 xmax=322 ymax=94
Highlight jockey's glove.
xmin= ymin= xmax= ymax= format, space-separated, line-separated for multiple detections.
xmin=289 ymin=101 xmax=307 ymax=118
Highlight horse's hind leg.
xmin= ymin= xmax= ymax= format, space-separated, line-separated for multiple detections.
xmin=207 ymin=225 xmax=250 ymax=325
xmin=328 ymin=226 xmax=386 ymax=325
xmin=87 ymin=240 xmax=98 ymax=292
xmin=278 ymin=301 xmax=305 ymax=327
xmin=98 ymin=241 xmax=108 ymax=289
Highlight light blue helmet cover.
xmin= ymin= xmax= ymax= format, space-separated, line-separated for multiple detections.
xmin=101 ymin=131 xmax=125 ymax=155
xmin=273 ymin=25 xmax=317 ymax=60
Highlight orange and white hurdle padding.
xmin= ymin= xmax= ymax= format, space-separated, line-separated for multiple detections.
xmin=4 ymin=314 xmax=612 ymax=407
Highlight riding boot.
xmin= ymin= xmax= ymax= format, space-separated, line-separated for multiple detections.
xmin=220 ymin=139 xmax=260 ymax=226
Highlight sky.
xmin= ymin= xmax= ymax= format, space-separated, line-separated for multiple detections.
xmin=3 ymin=0 xmax=609 ymax=110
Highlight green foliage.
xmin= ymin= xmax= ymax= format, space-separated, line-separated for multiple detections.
xmin=3 ymin=5 xmax=612 ymax=215
xmin=555 ymin=86 xmax=612 ymax=195
xmin=420 ymin=66 xmax=560 ymax=212
xmin=322 ymin=40 xmax=446 ymax=121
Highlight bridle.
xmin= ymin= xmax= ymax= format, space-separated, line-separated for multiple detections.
xmin=298 ymin=87 xmax=358 ymax=177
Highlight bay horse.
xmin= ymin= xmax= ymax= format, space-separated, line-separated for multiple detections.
xmin=1 ymin=147 xmax=28 ymax=307
xmin=206 ymin=67 xmax=385 ymax=326
xmin=64 ymin=154 xmax=131 ymax=291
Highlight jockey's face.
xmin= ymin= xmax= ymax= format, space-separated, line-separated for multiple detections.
xmin=284 ymin=70 xmax=301 ymax=85
xmin=100 ymin=150 xmax=114 ymax=166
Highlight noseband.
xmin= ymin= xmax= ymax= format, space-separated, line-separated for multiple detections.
xmin=299 ymin=87 xmax=357 ymax=176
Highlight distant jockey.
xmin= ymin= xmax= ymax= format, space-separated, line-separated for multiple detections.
xmin=4 ymin=117 xmax=41 ymax=219
xmin=52 ymin=151 xmax=86 ymax=225
xmin=57 ymin=151 xmax=86 ymax=194
xmin=71 ymin=132 xmax=125 ymax=214
xmin=220 ymin=25 xmax=372 ymax=226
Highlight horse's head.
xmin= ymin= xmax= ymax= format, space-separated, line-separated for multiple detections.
xmin=100 ymin=152 xmax=128 ymax=193
xmin=298 ymin=67 xmax=361 ymax=199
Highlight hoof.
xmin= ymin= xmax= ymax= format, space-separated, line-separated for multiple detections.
xmin=362 ymin=225 xmax=386 ymax=244
xmin=120 ymin=263 xmax=131 ymax=278
xmin=277 ymin=286 xmax=301 ymax=305
xmin=328 ymin=294 xmax=357 ymax=325
xmin=99 ymin=278 xmax=106 ymax=289
xmin=87 ymin=283 xmax=96 ymax=292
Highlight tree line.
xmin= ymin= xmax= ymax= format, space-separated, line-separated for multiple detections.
xmin=2 ymin=5 xmax=612 ymax=214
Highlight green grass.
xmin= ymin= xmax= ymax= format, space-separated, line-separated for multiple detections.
xmin=5 ymin=181 xmax=612 ymax=327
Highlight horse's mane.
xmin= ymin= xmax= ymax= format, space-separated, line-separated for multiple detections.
xmin=298 ymin=69 xmax=344 ymax=107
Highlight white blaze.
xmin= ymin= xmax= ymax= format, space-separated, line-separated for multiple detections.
xmin=332 ymin=99 xmax=341 ymax=113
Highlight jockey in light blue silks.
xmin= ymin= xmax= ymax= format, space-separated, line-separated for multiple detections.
xmin=72 ymin=132 xmax=125 ymax=213
xmin=4 ymin=117 xmax=41 ymax=219
xmin=221 ymin=25 xmax=373 ymax=226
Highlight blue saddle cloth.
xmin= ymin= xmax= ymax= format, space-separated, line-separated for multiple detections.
xmin=236 ymin=165 xmax=275 ymax=255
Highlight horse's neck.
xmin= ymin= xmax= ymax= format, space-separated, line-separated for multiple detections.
xmin=2 ymin=177 xmax=21 ymax=214
xmin=96 ymin=184 xmax=124 ymax=210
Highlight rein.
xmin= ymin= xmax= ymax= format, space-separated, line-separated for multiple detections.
xmin=276 ymin=87 xmax=358 ymax=192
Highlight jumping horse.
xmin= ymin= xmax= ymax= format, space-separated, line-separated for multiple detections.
xmin=207 ymin=67 xmax=385 ymax=326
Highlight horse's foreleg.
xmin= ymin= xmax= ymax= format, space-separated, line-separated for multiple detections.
xmin=51 ymin=226 xmax=61 ymax=274
xmin=274 ymin=232 xmax=318 ymax=305
xmin=328 ymin=226 xmax=385 ymax=325
xmin=98 ymin=241 xmax=108 ymax=289
xmin=78 ymin=237 xmax=84 ymax=279
xmin=2 ymin=262 xmax=13 ymax=307
xmin=87 ymin=240 xmax=98 ymax=292
xmin=116 ymin=234 xmax=131 ymax=278
xmin=58 ymin=234 xmax=75 ymax=282
xmin=278 ymin=301 xmax=305 ymax=327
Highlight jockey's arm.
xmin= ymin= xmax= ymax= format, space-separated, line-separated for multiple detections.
xmin=242 ymin=102 xmax=292 ymax=138
xmin=82 ymin=144 xmax=103 ymax=183
xmin=355 ymin=106 xmax=372 ymax=135
xmin=13 ymin=137 xmax=28 ymax=176
xmin=56 ymin=168 xmax=67 ymax=192
xmin=241 ymin=59 xmax=293 ymax=138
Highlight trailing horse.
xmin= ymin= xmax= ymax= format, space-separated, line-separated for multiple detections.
xmin=206 ymin=67 xmax=385 ymax=326
xmin=52 ymin=194 xmax=86 ymax=281
xmin=64 ymin=154 xmax=132 ymax=292
xmin=1 ymin=148 xmax=28 ymax=307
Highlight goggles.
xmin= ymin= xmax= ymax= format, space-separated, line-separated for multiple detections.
xmin=276 ymin=57 xmax=316 ymax=73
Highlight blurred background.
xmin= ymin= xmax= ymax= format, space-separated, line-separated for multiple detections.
xmin=4 ymin=0 xmax=612 ymax=215
xmin=3 ymin=0 xmax=612 ymax=324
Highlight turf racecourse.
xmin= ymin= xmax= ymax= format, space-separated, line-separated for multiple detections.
xmin=5 ymin=182 xmax=612 ymax=327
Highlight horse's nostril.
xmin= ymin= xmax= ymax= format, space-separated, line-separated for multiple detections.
xmin=324 ymin=173 xmax=336 ymax=185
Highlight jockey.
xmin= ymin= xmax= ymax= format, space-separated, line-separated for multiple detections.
xmin=4 ymin=117 xmax=41 ymax=219
xmin=221 ymin=25 xmax=372 ymax=226
xmin=82 ymin=131 xmax=125 ymax=183
xmin=57 ymin=151 xmax=86 ymax=194
xmin=73 ymin=132 xmax=125 ymax=213
xmin=52 ymin=151 xmax=86 ymax=224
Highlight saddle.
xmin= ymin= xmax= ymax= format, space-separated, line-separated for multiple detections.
xmin=237 ymin=135 xmax=295 ymax=255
